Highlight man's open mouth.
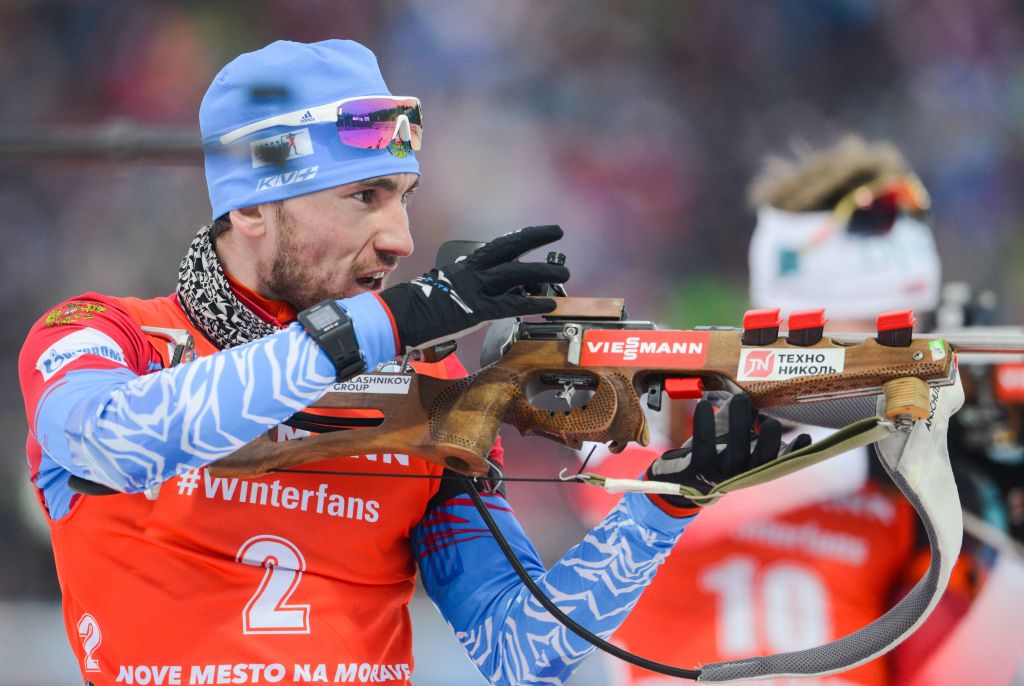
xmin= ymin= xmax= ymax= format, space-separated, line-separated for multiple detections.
xmin=355 ymin=271 xmax=387 ymax=290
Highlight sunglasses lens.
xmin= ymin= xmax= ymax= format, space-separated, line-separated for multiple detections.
xmin=337 ymin=98 xmax=422 ymax=150
xmin=845 ymin=178 xmax=930 ymax=236
xmin=848 ymin=196 xmax=899 ymax=236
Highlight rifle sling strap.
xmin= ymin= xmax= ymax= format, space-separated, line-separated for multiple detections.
xmin=589 ymin=417 xmax=890 ymax=504
xmin=687 ymin=417 xmax=892 ymax=504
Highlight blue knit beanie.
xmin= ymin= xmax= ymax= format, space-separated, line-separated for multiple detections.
xmin=200 ymin=39 xmax=420 ymax=220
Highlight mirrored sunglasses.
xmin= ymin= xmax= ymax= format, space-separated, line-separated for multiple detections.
xmin=219 ymin=95 xmax=423 ymax=151
xmin=832 ymin=174 xmax=931 ymax=237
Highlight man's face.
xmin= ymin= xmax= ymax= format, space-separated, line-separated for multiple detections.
xmin=258 ymin=173 xmax=418 ymax=310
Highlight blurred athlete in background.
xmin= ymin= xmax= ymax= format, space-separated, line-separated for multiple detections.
xmin=575 ymin=135 xmax=1024 ymax=685
xmin=939 ymin=282 xmax=1024 ymax=545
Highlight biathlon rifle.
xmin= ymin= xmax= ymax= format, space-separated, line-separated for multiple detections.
xmin=204 ymin=296 xmax=1024 ymax=683
xmin=208 ymin=297 xmax=1024 ymax=485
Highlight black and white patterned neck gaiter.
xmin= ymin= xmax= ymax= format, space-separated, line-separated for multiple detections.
xmin=176 ymin=225 xmax=279 ymax=349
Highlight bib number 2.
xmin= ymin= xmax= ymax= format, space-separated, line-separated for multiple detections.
xmin=236 ymin=535 xmax=311 ymax=634
xmin=77 ymin=613 xmax=102 ymax=672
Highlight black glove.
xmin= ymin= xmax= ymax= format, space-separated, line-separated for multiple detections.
xmin=379 ymin=225 xmax=569 ymax=351
xmin=647 ymin=395 xmax=812 ymax=509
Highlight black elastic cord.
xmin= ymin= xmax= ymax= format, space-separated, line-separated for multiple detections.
xmin=67 ymin=467 xmax=579 ymax=496
xmin=576 ymin=443 xmax=598 ymax=475
xmin=459 ymin=475 xmax=702 ymax=681
xmin=271 ymin=467 xmax=571 ymax=483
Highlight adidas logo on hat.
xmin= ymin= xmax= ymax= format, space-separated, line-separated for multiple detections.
xmin=299 ymin=110 xmax=315 ymax=124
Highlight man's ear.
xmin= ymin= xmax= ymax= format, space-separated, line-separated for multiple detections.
xmin=229 ymin=204 xmax=270 ymax=238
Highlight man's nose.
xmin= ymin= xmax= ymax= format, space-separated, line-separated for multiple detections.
xmin=374 ymin=200 xmax=414 ymax=258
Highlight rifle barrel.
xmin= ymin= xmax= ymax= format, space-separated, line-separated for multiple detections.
xmin=829 ymin=330 xmax=1024 ymax=362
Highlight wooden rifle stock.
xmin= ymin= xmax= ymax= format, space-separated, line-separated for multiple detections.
xmin=211 ymin=337 xmax=649 ymax=478
xmin=210 ymin=322 xmax=957 ymax=479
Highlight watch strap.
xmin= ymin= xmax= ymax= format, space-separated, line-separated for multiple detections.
xmin=297 ymin=299 xmax=366 ymax=380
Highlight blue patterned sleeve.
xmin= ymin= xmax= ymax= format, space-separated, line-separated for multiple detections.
xmin=413 ymin=489 xmax=692 ymax=685
xmin=29 ymin=292 xmax=396 ymax=512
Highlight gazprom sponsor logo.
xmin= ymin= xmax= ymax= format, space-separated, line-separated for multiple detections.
xmin=250 ymin=128 xmax=314 ymax=168
xmin=255 ymin=165 xmax=319 ymax=191
xmin=35 ymin=328 xmax=126 ymax=381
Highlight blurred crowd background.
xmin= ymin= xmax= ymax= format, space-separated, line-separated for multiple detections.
xmin=2 ymin=1 xmax=1024 ymax=683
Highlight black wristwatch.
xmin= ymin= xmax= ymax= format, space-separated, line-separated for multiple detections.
xmin=297 ymin=299 xmax=366 ymax=380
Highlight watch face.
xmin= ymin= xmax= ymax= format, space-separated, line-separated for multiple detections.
xmin=305 ymin=303 xmax=340 ymax=331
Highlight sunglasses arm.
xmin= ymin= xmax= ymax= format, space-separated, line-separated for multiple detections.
xmin=218 ymin=103 xmax=338 ymax=146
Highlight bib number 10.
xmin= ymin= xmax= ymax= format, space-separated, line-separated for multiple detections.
xmin=700 ymin=555 xmax=830 ymax=654
xmin=236 ymin=535 xmax=311 ymax=634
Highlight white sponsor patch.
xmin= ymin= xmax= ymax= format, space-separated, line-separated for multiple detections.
xmin=332 ymin=374 xmax=412 ymax=394
xmin=250 ymin=128 xmax=314 ymax=168
xmin=36 ymin=328 xmax=126 ymax=381
xmin=737 ymin=347 xmax=846 ymax=381
xmin=255 ymin=165 xmax=319 ymax=191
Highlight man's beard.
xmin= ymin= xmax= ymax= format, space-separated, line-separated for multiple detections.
xmin=261 ymin=207 xmax=399 ymax=310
